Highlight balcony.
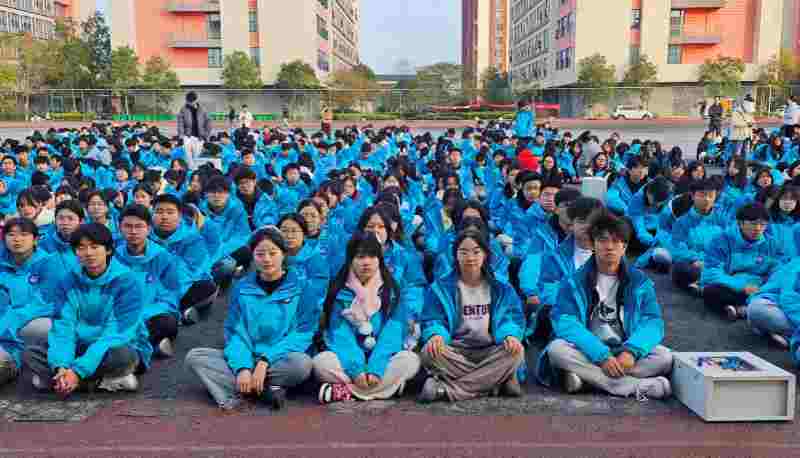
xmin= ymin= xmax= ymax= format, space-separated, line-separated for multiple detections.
xmin=166 ymin=0 xmax=220 ymax=13
xmin=669 ymin=26 xmax=722 ymax=45
xmin=671 ymin=0 xmax=726 ymax=8
xmin=167 ymin=32 xmax=221 ymax=48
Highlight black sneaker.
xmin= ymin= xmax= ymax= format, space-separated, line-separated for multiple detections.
xmin=261 ymin=385 xmax=287 ymax=410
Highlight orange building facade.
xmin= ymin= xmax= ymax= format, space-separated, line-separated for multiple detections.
xmin=511 ymin=0 xmax=790 ymax=90
xmin=110 ymin=0 xmax=360 ymax=87
xmin=463 ymin=0 xmax=510 ymax=89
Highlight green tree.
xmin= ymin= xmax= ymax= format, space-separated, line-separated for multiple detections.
xmin=577 ymin=53 xmax=617 ymax=115
xmin=480 ymin=66 xmax=512 ymax=104
xmin=81 ymin=11 xmax=112 ymax=87
xmin=0 ymin=33 xmax=61 ymax=114
xmin=414 ymin=62 xmax=462 ymax=106
xmin=326 ymin=68 xmax=380 ymax=111
xmin=698 ymin=56 xmax=745 ymax=98
xmin=110 ymin=46 xmax=141 ymax=115
xmin=140 ymin=56 xmax=180 ymax=114
xmin=275 ymin=60 xmax=320 ymax=89
xmin=0 ymin=62 xmax=16 ymax=112
xmin=221 ymin=50 xmax=263 ymax=89
xmin=622 ymin=54 xmax=659 ymax=108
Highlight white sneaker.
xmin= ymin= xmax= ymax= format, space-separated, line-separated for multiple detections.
xmin=98 ymin=373 xmax=139 ymax=392
xmin=769 ymin=333 xmax=790 ymax=349
xmin=563 ymin=371 xmax=583 ymax=394
xmin=158 ymin=338 xmax=175 ymax=358
xmin=31 ymin=374 xmax=48 ymax=390
xmin=182 ymin=307 xmax=200 ymax=326
xmin=635 ymin=376 xmax=672 ymax=401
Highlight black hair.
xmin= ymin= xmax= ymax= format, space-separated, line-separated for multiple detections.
xmin=70 ymin=223 xmax=115 ymax=258
xmin=567 ymin=197 xmax=604 ymax=221
xmin=736 ymin=202 xmax=769 ymax=222
xmin=234 ymin=167 xmax=257 ymax=183
xmin=689 ymin=178 xmax=720 ymax=194
xmin=55 ymin=198 xmax=85 ymax=220
xmin=321 ymin=232 xmax=399 ymax=330
xmin=451 ymin=199 xmax=489 ymax=228
xmin=626 ymin=156 xmax=648 ymax=170
xmin=452 ymin=229 xmax=494 ymax=280
xmin=206 ymin=175 xmax=231 ymax=193
xmin=277 ymin=213 xmax=309 ymax=237
xmin=588 ymin=211 xmax=632 ymax=244
xmin=356 ymin=205 xmax=396 ymax=244
xmin=15 ymin=189 xmax=38 ymax=209
xmin=555 ymin=188 xmax=581 ymax=207
xmin=3 ymin=217 xmax=38 ymax=239
xmin=119 ymin=204 xmax=152 ymax=225
xmin=248 ymin=226 xmax=289 ymax=256
xmin=153 ymin=193 xmax=182 ymax=210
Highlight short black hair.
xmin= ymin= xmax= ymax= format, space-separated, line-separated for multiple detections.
xmin=234 ymin=167 xmax=257 ymax=183
xmin=119 ymin=204 xmax=152 ymax=225
xmin=588 ymin=210 xmax=632 ymax=244
xmin=70 ymin=223 xmax=115 ymax=255
xmin=249 ymin=226 xmax=289 ymax=254
xmin=689 ymin=178 xmax=721 ymax=194
xmin=277 ymin=213 xmax=309 ymax=236
xmin=567 ymin=197 xmax=604 ymax=221
xmin=736 ymin=202 xmax=769 ymax=222
xmin=55 ymin=199 xmax=84 ymax=220
xmin=555 ymin=188 xmax=581 ymax=207
xmin=206 ymin=175 xmax=231 ymax=193
xmin=3 ymin=217 xmax=38 ymax=238
xmin=152 ymin=193 xmax=182 ymax=210
xmin=627 ymin=156 xmax=648 ymax=170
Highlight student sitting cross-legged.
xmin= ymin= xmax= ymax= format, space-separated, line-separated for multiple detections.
xmin=418 ymin=229 xmax=525 ymax=403
xmin=536 ymin=211 xmax=673 ymax=400
xmin=24 ymin=223 xmax=153 ymax=395
xmin=185 ymin=228 xmax=317 ymax=411
xmin=314 ymin=232 xmax=420 ymax=403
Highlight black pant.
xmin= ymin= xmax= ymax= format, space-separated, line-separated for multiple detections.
xmin=231 ymin=246 xmax=252 ymax=267
xmin=784 ymin=125 xmax=795 ymax=139
xmin=703 ymin=284 xmax=748 ymax=314
xmin=672 ymin=261 xmax=701 ymax=290
xmin=180 ymin=280 xmax=218 ymax=311
xmin=25 ymin=344 xmax=140 ymax=384
xmin=146 ymin=313 xmax=178 ymax=347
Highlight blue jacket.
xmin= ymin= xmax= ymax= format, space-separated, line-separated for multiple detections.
xmin=200 ymin=197 xmax=251 ymax=261
xmin=253 ymin=193 xmax=279 ymax=229
xmin=537 ymin=259 xmax=665 ymax=386
xmin=536 ymin=237 xmax=580 ymax=308
xmin=751 ymin=259 xmax=800 ymax=331
xmin=513 ymin=109 xmax=535 ymax=139
xmin=701 ymin=226 xmax=784 ymax=291
xmin=421 ymin=272 xmax=524 ymax=346
xmin=286 ymin=243 xmax=330 ymax=309
xmin=115 ymin=240 xmax=183 ymax=321
xmin=224 ymin=270 xmax=320 ymax=373
xmin=606 ymin=177 xmax=644 ymax=216
xmin=322 ymin=284 xmax=408 ymax=379
xmin=504 ymin=199 xmax=548 ymax=258
xmin=0 ymin=248 xmax=62 ymax=313
xmin=149 ymin=221 xmax=212 ymax=286
xmin=0 ymin=284 xmax=48 ymax=366
xmin=670 ymin=207 xmax=728 ymax=265
xmin=628 ymin=187 xmax=671 ymax=248
xmin=384 ymin=242 xmax=427 ymax=320
xmin=47 ymin=259 xmax=153 ymax=378
xmin=768 ymin=212 xmax=799 ymax=258
xmin=434 ymin=232 xmax=510 ymax=285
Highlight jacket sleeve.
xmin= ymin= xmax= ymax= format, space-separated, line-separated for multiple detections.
xmin=420 ymin=287 xmax=452 ymax=345
xmin=367 ymin=301 xmax=408 ymax=377
xmin=70 ymin=276 xmax=145 ymax=379
xmin=519 ymin=251 xmax=543 ymax=299
xmin=399 ymin=252 xmax=427 ymax=321
xmin=628 ymin=196 xmax=655 ymax=246
xmin=492 ymin=284 xmax=524 ymax=343
xmin=307 ymin=254 xmax=331 ymax=308
xmin=622 ymin=281 xmax=665 ymax=360
xmin=202 ymin=112 xmax=212 ymax=139
xmin=605 ymin=181 xmax=628 ymax=215
xmin=671 ymin=218 xmax=701 ymax=264
xmin=46 ymin=281 xmax=77 ymax=371
xmin=325 ymin=300 xmax=367 ymax=379
xmin=537 ymin=252 xmax=563 ymax=306
xmin=701 ymin=235 xmax=748 ymax=291
xmin=176 ymin=109 xmax=185 ymax=138
xmin=223 ymin=285 xmax=255 ymax=374
xmin=551 ymin=278 xmax=612 ymax=364
xmin=180 ymin=235 xmax=210 ymax=284
xmin=157 ymin=256 xmax=183 ymax=319
xmin=257 ymin=284 xmax=321 ymax=365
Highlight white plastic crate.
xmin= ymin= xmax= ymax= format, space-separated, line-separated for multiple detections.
xmin=580 ymin=176 xmax=608 ymax=203
xmin=671 ymin=352 xmax=795 ymax=422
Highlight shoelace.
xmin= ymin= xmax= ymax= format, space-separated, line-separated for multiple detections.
xmin=634 ymin=384 xmax=649 ymax=403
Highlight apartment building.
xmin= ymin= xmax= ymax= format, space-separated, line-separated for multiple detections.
xmin=109 ymin=0 xmax=360 ymax=87
xmin=462 ymin=0 xmax=510 ymax=88
xmin=510 ymin=0 xmax=787 ymax=92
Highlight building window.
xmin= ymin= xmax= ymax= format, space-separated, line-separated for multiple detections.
xmin=250 ymin=47 xmax=260 ymax=66
xmin=317 ymin=49 xmax=330 ymax=72
xmin=630 ymin=46 xmax=640 ymax=65
xmin=207 ymin=13 xmax=221 ymax=40
xmin=208 ymin=48 xmax=223 ymax=68
xmin=667 ymin=45 xmax=682 ymax=64
xmin=631 ymin=9 xmax=641 ymax=29
xmin=248 ymin=10 xmax=258 ymax=33
xmin=670 ymin=9 xmax=684 ymax=37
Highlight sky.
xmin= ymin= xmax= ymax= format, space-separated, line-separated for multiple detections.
xmin=360 ymin=0 xmax=460 ymax=74
xmin=96 ymin=0 xmax=460 ymax=75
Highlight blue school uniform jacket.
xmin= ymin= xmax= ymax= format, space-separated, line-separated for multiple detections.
xmin=115 ymin=241 xmax=183 ymax=321
xmin=670 ymin=207 xmax=728 ymax=265
xmin=149 ymin=221 xmax=212 ymax=286
xmin=627 ymin=188 xmax=671 ymax=248
xmin=200 ymin=197 xmax=251 ymax=262
xmin=0 ymin=285 xmax=48 ymax=367
xmin=513 ymin=109 xmax=535 ymax=138
xmin=606 ymin=177 xmax=643 ymax=216
xmin=0 ymin=248 xmax=62 ymax=312
xmin=536 ymin=260 xmax=665 ymax=387
xmin=224 ymin=270 xmax=319 ymax=373
xmin=252 ymin=193 xmax=279 ymax=229
xmin=421 ymin=272 xmax=524 ymax=346
xmin=504 ymin=199 xmax=548 ymax=258
xmin=750 ymin=259 xmax=800 ymax=330
xmin=286 ymin=243 xmax=330 ymax=308
xmin=39 ymin=231 xmax=80 ymax=274
xmin=322 ymin=284 xmax=408 ymax=379
xmin=701 ymin=226 xmax=784 ymax=291
xmin=47 ymin=259 xmax=153 ymax=378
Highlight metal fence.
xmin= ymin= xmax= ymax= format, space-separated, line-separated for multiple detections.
xmin=0 ymin=85 xmax=795 ymax=122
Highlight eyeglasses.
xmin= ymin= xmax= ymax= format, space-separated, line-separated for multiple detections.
xmin=281 ymin=228 xmax=304 ymax=235
xmin=457 ymin=249 xmax=484 ymax=258
xmin=742 ymin=220 xmax=769 ymax=227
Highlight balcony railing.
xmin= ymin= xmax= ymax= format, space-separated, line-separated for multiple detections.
xmin=167 ymin=32 xmax=221 ymax=48
xmin=671 ymin=0 xmax=726 ymax=8
xmin=669 ymin=26 xmax=722 ymax=45
xmin=166 ymin=0 xmax=220 ymax=13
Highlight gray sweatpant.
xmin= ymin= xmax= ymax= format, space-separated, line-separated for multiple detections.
xmin=19 ymin=318 xmax=52 ymax=346
xmin=547 ymin=339 xmax=673 ymax=397
xmin=0 ymin=346 xmax=18 ymax=386
xmin=312 ymin=350 xmax=420 ymax=400
xmin=420 ymin=344 xmax=524 ymax=402
xmin=185 ymin=348 xmax=312 ymax=409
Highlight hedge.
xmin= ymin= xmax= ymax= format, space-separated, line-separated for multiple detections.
xmin=334 ymin=111 xmax=517 ymax=121
xmin=51 ymin=112 xmax=96 ymax=122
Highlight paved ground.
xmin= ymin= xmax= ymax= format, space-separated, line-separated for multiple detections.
xmin=0 ymin=121 xmax=796 ymax=457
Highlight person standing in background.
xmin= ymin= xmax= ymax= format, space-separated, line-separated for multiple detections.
xmin=238 ymin=105 xmax=254 ymax=129
xmin=177 ymin=92 xmax=212 ymax=170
